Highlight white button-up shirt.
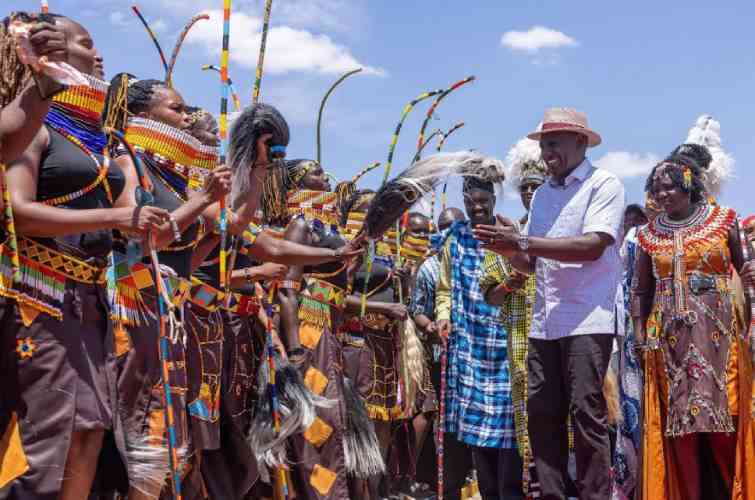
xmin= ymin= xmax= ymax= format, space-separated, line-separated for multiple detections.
xmin=525 ymin=159 xmax=625 ymax=340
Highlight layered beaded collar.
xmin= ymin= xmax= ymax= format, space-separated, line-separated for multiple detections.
xmin=124 ymin=117 xmax=204 ymax=200
xmin=638 ymin=203 xmax=736 ymax=256
xmin=286 ymin=189 xmax=339 ymax=233
xmin=45 ymin=74 xmax=109 ymax=154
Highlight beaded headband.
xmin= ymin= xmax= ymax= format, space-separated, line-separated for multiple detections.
xmin=124 ymin=117 xmax=203 ymax=175
xmin=289 ymin=160 xmax=319 ymax=186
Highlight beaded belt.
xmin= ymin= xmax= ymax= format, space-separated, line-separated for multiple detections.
xmin=17 ymin=237 xmax=107 ymax=284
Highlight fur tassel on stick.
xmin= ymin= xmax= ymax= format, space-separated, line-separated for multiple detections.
xmin=342 ymin=377 xmax=385 ymax=478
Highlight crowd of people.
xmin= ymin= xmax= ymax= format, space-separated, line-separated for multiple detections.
xmin=1 ymin=9 xmax=755 ymax=500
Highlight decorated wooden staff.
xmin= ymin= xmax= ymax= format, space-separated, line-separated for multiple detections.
xmin=437 ymin=122 xmax=465 ymax=213
xmin=412 ymin=128 xmax=443 ymax=164
xmin=202 ymin=64 xmax=242 ymax=111
xmin=415 ymin=76 xmax=475 ymax=161
xmin=252 ymin=0 xmax=273 ymax=103
xmin=165 ymin=14 xmax=209 ymax=87
xmin=105 ymin=128 xmax=183 ymax=499
xmin=316 ymin=68 xmax=362 ymax=164
xmin=216 ymin=0 xmax=232 ymax=297
xmin=132 ymin=5 xmax=169 ymax=74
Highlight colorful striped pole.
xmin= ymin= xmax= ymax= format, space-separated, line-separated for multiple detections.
xmin=132 ymin=5 xmax=169 ymax=74
xmin=380 ymin=88 xmax=445 ymax=187
xmin=411 ymin=128 xmax=443 ymax=164
xmin=217 ymin=0 xmax=232 ymax=296
xmin=105 ymin=128 xmax=181 ymax=499
xmin=438 ymin=344 xmax=447 ymax=500
xmin=415 ymin=76 xmax=475 ymax=161
xmin=202 ymin=64 xmax=242 ymax=111
xmin=166 ymin=14 xmax=210 ymax=86
xmin=252 ymin=0 xmax=273 ymax=104
xmin=436 ymin=122 xmax=465 ymax=153
xmin=436 ymin=122 xmax=465 ymax=213
xmin=316 ymin=68 xmax=362 ymax=165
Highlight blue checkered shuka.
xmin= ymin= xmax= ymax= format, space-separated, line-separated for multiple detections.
xmin=444 ymin=222 xmax=516 ymax=449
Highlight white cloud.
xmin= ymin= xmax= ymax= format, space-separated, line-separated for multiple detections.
xmin=109 ymin=11 xmax=130 ymax=27
xmin=594 ymin=151 xmax=660 ymax=179
xmin=186 ymin=10 xmax=385 ymax=76
xmin=501 ymin=26 xmax=578 ymax=53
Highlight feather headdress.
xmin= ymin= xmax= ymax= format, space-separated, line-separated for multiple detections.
xmin=505 ymin=136 xmax=547 ymax=190
xmin=364 ymin=151 xmax=505 ymax=238
xmin=680 ymin=114 xmax=734 ymax=197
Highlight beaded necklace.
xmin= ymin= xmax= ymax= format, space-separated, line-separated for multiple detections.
xmin=125 ymin=117 xmax=204 ymax=202
xmin=43 ymin=74 xmax=113 ymax=206
xmin=638 ymin=204 xmax=736 ymax=257
xmin=189 ymin=143 xmax=219 ymax=191
xmin=286 ymin=190 xmax=340 ymax=233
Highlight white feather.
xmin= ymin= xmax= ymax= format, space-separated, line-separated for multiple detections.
xmin=685 ymin=114 xmax=734 ymax=196
xmin=505 ymin=137 xmax=543 ymax=189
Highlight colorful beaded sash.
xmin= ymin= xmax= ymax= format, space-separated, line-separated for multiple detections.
xmin=125 ymin=117 xmax=205 ymax=200
xmin=303 ymin=276 xmax=346 ymax=310
xmin=286 ymin=190 xmax=340 ymax=232
xmin=226 ymin=291 xmax=261 ymax=316
xmin=188 ymin=276 xmax=225 ymax=312
xmin=0 ymin=237 xmax=107 ymax=324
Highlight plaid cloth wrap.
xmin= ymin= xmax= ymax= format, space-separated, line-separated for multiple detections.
xmin=444 ymin=223 xmax=516 ymax=449
xmin=410 ymin=253 xmax=440 ymax=320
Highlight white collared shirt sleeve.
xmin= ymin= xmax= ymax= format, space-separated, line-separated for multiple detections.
xmin=582 ymin=175 xmax=625 ymax=241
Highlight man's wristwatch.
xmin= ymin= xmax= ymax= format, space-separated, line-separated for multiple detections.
xmin=517 ymin=234 xmax=530 ymax=252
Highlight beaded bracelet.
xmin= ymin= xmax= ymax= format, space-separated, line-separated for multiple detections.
xmin=169 ymin=215 xmax=181 ymax=242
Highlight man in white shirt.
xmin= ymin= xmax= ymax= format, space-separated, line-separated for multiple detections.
xmin=474 ymin=108 xmax=625 ymax=500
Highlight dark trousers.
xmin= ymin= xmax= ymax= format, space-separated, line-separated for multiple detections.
xmin=471 ymin=446 xmax=524 ymax=500
xmin=440 ymin=432 xmax=473 ymax=500
xmin=527 ymin=334 xmax=614 ymax=500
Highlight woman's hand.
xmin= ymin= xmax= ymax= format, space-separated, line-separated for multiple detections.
xmin=29 ymin=20 xmax=67 ymax=60
xmin=202 ymin=165 xmax=232 ymax=204
xmin=112 ymin=206 xmax=170 ymax=236
xmin=336 ymin=233 xmax=366 ymax=262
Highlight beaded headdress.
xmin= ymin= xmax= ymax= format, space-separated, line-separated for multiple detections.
xmin=505 ymin=136 xmax=547 ymax=191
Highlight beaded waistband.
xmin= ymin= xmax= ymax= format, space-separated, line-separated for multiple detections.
xmin=189 ymin=277 xmax=225 ymax=312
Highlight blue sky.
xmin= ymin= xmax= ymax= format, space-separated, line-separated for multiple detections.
xmin=9 ymin=0 xmax=755 ymax=221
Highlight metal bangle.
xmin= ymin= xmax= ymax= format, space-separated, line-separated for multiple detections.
xmin=168 ymin=215 xmax=181 ymax=242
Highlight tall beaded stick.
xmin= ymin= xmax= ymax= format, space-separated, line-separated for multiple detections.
xmin=252 ymin=0 xmax=273 ymax=104
xmin=316 ymin=68 xmax=362 ymax=165
xmin=414 ymin=76 xmax=475 ymax=162
xmin=166 ymin=14 xmax=210 ymax=87
xmin=437 ymin=122 xmax=466 ymax=214
xmin=202 ymin=64 xmax=241 ymax=111
xmin=105 ymin=128 xmax=182 ymax=499
xmin=438 ymin=341 xmax=448 ymax=500
xmin=412 ymin=128 xmax=443 ymax=165
xmin=132 ymin=5 xmax=169 ymax=74
xmin=217 ymin=0 xmax=232 ymax=295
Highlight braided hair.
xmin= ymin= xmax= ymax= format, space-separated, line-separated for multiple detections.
xmin=102 ymin=72 xmax=166 ymax=134
xmin=645 ymin=153 xmax=707 ymax=204
xmin=668 ymin=143 xmax=712 ymax=171
xmin=0 ymin=12 xmax=63 ymax=107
